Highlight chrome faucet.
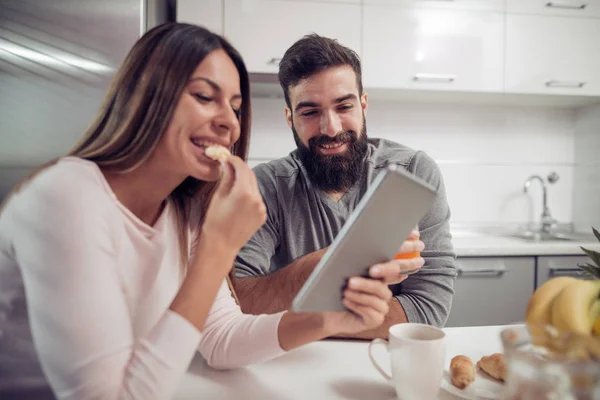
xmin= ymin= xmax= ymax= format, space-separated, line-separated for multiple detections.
xmin=523 ymin=174 xmax=558 ymax=233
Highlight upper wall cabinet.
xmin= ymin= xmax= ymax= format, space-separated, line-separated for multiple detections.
xmin=363 ymin=0 xmax=504 ymax=12
xmin=176 ymin=0 xmax=223 ymax=34
xmin=362 ymin=5 xmax=504 ymax=92
xmin=506 ymin=0 xmax=600 ymax=18
xmin=223 ymin=0 xmax=361 ymax=74
xmin=505 ymin=15 xmax=600 ymax=96
xmin=289 ymin=0 xmax=360 ymax=3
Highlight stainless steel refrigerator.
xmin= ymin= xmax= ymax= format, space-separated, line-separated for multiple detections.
xmin=0 ymin=0 xmax=171 ymax=200
xmin=0 ymin=0 xmax=170 ymax=394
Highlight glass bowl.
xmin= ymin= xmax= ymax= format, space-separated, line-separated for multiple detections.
xmin=499 ymin=325 xmax=600 ymax=400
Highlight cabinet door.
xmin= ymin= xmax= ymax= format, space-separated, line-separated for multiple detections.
xmin=362 ymin=6 xmax=504 ymax=92
xmin=223 ymin=0 xmax=361 ymax=74
xmin=287 ymin=0 xmax=360 ymax=3
xmin=445 ymin=257 xmax=535 ymax=328
xmin=536 ymin=256 xmax=596 ymax=287
xmin=506 ymin=15 xmax=600 ymax=96
xmin=507 ymin=0 xmax=600 ymax=18
xmin=177 ymin=0 xmax=224 ymax=34
xmin=363 ymin=0 xmax=504 ymax=12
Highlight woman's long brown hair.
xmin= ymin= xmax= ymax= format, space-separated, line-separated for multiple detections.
xmin=1 ymin=23 xmax=252 ymax=278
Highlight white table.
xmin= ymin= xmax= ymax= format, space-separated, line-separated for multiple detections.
xmin=176 ymin=325 xmax=517 ymax=399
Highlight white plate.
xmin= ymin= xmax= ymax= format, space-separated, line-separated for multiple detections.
xmin=440 ymin=351 xmax=505 ymax=400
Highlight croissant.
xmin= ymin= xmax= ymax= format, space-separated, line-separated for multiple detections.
xmin=450 ymin=355 xmax=476 ymax=389
xmin=477 ymin=353 xmax=506 ymax=382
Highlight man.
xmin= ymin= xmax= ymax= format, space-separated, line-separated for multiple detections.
xmin=233 ymin=34 xmax=457 ymax=339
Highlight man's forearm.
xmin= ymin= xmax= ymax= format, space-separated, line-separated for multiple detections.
xmin=233 ymin=248 xmax=326 ymax=315
xmin=331 ymin=297 xmax=408 ymax=340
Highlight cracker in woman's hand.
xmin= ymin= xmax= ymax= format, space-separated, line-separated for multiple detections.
xmin=205 ymin=145 xmax=231 ymax=162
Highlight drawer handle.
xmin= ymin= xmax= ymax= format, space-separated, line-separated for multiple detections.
xmin=266 ymin=57 xmax=282 ymax=65
xmin=457 ymin=267 xmax=508 ymax=277
xmin=546 ymin=80 xmax=586 ymax=88
xmin=549 ymin=267 xmax=593 ymax=278
xmin=546 ymin=2 xmax=587 ymax=9
xmin=413 ymin=73 xmax=456 ymax=83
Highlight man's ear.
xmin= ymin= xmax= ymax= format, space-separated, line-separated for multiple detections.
xmin=285 ymin=107 xmax=293 ymax=129
xmin=360 ymin=92 xmax=369 ymax=116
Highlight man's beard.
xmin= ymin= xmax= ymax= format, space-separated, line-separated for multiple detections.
xmin=293 ymin=118 xmax=368 ymax=193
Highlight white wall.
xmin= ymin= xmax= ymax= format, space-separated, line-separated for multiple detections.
xmin=573 ymin=104 xmax=600 ymax=232
xmin=247 ymin=97 xmax=577 ymax=227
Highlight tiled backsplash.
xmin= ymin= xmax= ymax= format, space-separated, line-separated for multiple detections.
xmin=1 ymin=97 xmax=594 ymax=231
xmin=573 ymin=104 xmax=600 ymax=232
xmin=247 ymin=97 xmax=579 ymax=227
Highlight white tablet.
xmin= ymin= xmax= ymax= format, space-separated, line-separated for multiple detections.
xmin=291 ymin=164 xmax=437 ymax=313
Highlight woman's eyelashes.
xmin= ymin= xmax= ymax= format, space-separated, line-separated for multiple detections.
xmin=193 ymin=93 xmax=241 ymax=120
xmin=193 ymin=93 xmax=212 ymax=103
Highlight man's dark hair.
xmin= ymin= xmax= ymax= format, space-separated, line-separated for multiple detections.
xmin=278 ymin=34 xmax=363 ymax=109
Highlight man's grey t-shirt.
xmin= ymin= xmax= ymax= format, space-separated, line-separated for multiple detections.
xmin=235 ymin=138 xmax=457 ymax=327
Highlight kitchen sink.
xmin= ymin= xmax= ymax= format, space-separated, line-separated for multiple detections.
xmin=505 ymin=230 xmax=597 ymax=242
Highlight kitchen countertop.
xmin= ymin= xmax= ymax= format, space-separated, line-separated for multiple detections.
xmin=450 ymin=229 xmax=600 ymax=257
xmin=175 ymin=324 xmax=514 ymax=400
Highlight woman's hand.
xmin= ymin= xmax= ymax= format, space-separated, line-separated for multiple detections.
xmin=200 ymin=156 xmax=267 ymax=261
xmin=321 ymin=277 xmax=393 ymax=335
xmin=173 ymin=157 xmax=265 ymax=332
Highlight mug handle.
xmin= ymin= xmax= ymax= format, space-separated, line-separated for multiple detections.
xmin=368 ymin=338 xmax=392 ymax=381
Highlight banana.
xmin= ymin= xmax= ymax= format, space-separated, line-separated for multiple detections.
xmin=525 ymin=276 xmax=578 ymax=340
xmin=594 ymin=313 xmax=600 ymax=336
xmin=551 ymin=280 xmax=600 ymax=335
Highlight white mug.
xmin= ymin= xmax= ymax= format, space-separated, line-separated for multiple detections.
xmin=368 ymin=323 xmax=446 ymax=400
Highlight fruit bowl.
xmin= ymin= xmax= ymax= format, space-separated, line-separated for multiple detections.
xmin=500 ymin=325 xmax=600 ymax=400
xmin=511 ymin=227 xmax=600 ymax=399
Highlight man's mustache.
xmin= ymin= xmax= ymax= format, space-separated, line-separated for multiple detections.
xmin=308 ymin=131 xmax=357 ymax=149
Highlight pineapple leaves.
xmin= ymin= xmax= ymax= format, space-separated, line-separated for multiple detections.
xmin=577 ymin=227 xmax=600 ymax=279
xmin=577 ymin=262 xmax=600 ymax=279
xmin=580 ymin=247 xmax=600 ymax=270
xmin=593 ymin=226 xmax=600 ymax=243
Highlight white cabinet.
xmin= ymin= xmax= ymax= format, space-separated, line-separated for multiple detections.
xmin=445 ymin=257 xmax=535 ymax=327
xmin=176 ymin=0 xmax=224 ymax=34
xmin=507 ymin=0 xmax=600 ymax=18
xmin=505 ymin=15 xmax=600 ymax=96
xmin=284 ymin=0 xmax=360 ymax=3
xmin=362 ymin=6 xmax=504 ymax=92
xmin=363 ymin=0 xmax=504 ymax=12
xmin=223 ymin=0 xmax=361 ymax=74
xmin=176 ymin=0 xmax=600 ymax=103
xmin=536 ymin=255 xmax=596 ymax=287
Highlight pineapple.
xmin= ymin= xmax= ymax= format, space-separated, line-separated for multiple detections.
xmin=578 ymin=227 xmax=600 ymax=279
xmin=578 ymin=227 xmax=600 ymax=335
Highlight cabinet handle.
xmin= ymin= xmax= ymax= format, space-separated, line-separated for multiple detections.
xmin=546 ymin=2 xmax=587 ymax=9
xmin=413 ymin=73 xmax=456 ymax=83
xmin=545 ymin=80 xmax=585 ymax=88
xmin=266 ymin=57 xmax=282 ymax=65
xmin=549 ymin=267 xmax=594 ymax=278
xmin=457 ymin=267 xmax=508 ymax=277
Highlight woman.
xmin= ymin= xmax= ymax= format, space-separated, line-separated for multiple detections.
xmin=0 ymin=23 xmax=406 ymax=399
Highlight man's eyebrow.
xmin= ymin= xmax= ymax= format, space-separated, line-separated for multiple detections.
xmin=334 ymin=94 xmax=357 ymax=103
xmin=189 ymin=77 xmax=242 ymax=100
xmin=294 ymin=93 xmax=358 ymax=112
xmin=294 ymin=100 xmax=320 ymax=113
